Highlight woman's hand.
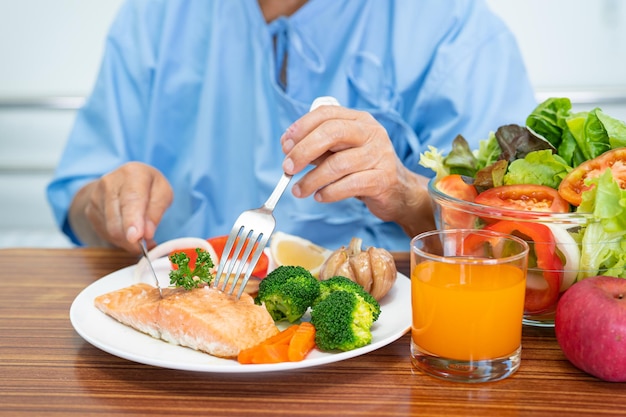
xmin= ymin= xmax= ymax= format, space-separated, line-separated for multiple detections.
xmin=281 ymin=104 xmax=434 ymax=238
xmin=68 ymin=162 xmax=173 ymax=254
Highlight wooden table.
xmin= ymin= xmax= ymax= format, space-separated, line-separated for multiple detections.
xmin=1 ymin=248 xmax=625 ymax=416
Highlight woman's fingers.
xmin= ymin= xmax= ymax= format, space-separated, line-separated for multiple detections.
xmin=79 ymin=162 xmax=173 ymax=253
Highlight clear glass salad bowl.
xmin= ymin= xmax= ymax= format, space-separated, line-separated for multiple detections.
xmin=427 ymin=178 xmax=600 ymax=327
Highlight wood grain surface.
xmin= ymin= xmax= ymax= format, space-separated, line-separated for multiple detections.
xmin=0 ymin=247 xmax=625 ymax=417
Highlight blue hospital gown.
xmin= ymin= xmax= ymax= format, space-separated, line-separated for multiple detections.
xmin=47 ymin=0 xmax=537 ymax=251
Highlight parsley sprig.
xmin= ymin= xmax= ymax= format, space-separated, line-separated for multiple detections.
xmin=168 ymin=248 xmax=215 ymax=290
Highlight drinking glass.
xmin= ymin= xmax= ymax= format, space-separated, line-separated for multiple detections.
xmin=410 ymin=229 xmax=529 ymax=383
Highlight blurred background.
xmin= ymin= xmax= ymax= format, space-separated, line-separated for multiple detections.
xmin=1 ymin=0 xmax=625 ymax=248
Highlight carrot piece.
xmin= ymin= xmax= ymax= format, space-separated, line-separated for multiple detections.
xmin=251 ymin=343 xmax=290 ymax=364
xmin=287 ymin=322 xmax=316 ymax=362
xmin=237 ymin=325 xmax=298 ymax=364
xmin=262 ymin=325 xmax=299 ymax=345
xmin=237 ymin=346 xmax=256 ymax=364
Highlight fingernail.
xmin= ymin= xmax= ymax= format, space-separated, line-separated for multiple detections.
xmin=281 ymin=124 xmax=295 ymax=141
xmin=145 ymin=220 xmax=156 ymax=238
xmin=292 ymin=183 xmax=302 ymax=198
xmin=282 ymin=138 xmax=294 ymax=153
xmin=126 ymin=226 xmax=139 ymax=241
xmin=283 ymin=157 xmax=294 ymax=174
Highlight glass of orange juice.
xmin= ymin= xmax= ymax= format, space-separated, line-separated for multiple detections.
xmin=410 ymin=229 xmax=529 ymax=383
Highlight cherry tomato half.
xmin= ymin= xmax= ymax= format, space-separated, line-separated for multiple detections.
xmin=169 ymin=235 xmax=269 ymax=278
xmin=475 ymin=184 xmax=570 ymax=213
xmin=558 ymin=148 xmax=626 ymax=206
xmin=436 ymin=174 xmax=479 ymax=228
xmin=207 ymin=235 xmax=269 ymax=279
xmin=170 ymin=248 xmax=202 ymax=270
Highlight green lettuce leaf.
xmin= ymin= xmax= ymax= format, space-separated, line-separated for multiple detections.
xmin=578 ymin=222 xmax=626 ymax=279
xmin=565 ymin=111 xmax=592 ymax=161
xmin=418 ymin=135 xmax=478 ymax=180
xmin=475 ymin=132 xmax=501 ymax=170
xmin=503 ymin=150 xmax=572 ymax=189
xmin=418 ymin=145 xmax=449 ymax=181
xmin=525 ymin=97 xmax=572 ymax=148
xmin=557 ymin=128 xmax=587 ymax=167
xmin=584 ymin=109 xmax=612 ymax=159
xmin=443 ymin=135 xmax=478 ymax=177
xmin=566 ymin=108 xmax=626 ymax=163
xmin=577 ymin=169 xmax=626 ymax=279
xmin=579 ymin=169 xmax=626 ymax=232
xmin=597 ymin=109 xmax=626 ymax=149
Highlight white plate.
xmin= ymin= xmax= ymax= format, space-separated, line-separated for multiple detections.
xmin=70 ymin=256 xmax=411 ymax=373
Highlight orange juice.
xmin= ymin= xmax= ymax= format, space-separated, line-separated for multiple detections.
xmin=411 ymin=260 xmax=526 ymax=361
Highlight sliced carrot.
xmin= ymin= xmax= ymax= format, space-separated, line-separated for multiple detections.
xmin=237 ymin=323 xmax=316 ymax=364
xmin=287 ymin=322 xmax=316 ymax=362
xmin=237 ymin=349 xmax=254 ymax=364
xmin=237 ymin=325 xmax=297 ymax=364
xmin=263 ymin=325 xmax=299 ymax=345
xmin=251 ymin=344 xmax=290 ymax=364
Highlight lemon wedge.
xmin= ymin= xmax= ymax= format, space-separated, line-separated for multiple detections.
xmin=269 ymin=231 xmax=333 ymax=278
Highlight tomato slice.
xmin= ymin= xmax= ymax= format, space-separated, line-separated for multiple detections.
xmin=475 ymin=184 xmax=570 ymax=213
xmin=169 ymin=235 xmax=269 ymax=279
xmin=436 ymin=174 xmax=479 ymax=228
xmin=207 ymin=235 xmax=269 ymax=279
xmin=170 ymin=248 xmax=201 ymax=270
xmin=558 ymin=148 xmax=626 ymax=206
xmin=484 ymin=220 xmax=564 ymax=314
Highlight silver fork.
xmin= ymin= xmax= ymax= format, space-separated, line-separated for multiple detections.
xmin=213 ymin=96 xmax=340 ymax=298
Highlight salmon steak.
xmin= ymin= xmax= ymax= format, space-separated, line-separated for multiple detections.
xmin=94 ymin=283 xmax=279 ymax=359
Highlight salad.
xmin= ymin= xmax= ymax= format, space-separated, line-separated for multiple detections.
xmin=419 ymin=97 xmax=626 ymax=313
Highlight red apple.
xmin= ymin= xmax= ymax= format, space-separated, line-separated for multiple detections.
xmin=555 ymin=275 xmax=626 ymax=382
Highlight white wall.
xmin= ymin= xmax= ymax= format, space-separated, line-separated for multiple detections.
xmin=0 ymin=1 xmax=124 ymax=97
xmin=487 ymin=0 xmax=626 ymax=119
xmin=0 ymin=0 xmax=123 ymax=247
xmin=0 ymin=0 xmax=625 ymax=247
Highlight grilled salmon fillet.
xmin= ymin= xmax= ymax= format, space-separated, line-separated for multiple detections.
xmin=94 ymin=283 xmax=279 ymax=359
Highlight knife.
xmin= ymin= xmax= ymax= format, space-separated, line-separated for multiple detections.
xmin=140 ymin=239 xmax=164 ymax=298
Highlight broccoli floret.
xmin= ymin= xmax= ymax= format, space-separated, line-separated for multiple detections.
xmin=254 ymin=265 xmax=320 ymax=323
xmin=310 ymin=290 xmax=377 ymax=352
xmin=315 ymin=276 xmax=380 ymax=321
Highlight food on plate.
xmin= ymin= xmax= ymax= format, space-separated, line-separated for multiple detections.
xmin=253 ymin=259 xmax=385 ymax=353
xmin=319 ymin=237 xmax=397 ymax=301
xmin=94 ymin=283 xmax=279 ymax=359
xmin=135 ymin=237 xmax=218 ymax=281
xmin=168 ymin=235 xmax=269 ymax=279
xmin=555 ymin=276 xmax=626 ymax=382
xmin=237 ymin=322 xmax=316 ymax=364
xmin=206 ymin=234 xmax=269 ymax=278
xmin=311 ymin=276 xmax=381 ymax=352
xmin=254 ymin=265 xmax=321 ymax=323
xmin=254 ymin=267 xmax=382 ymax=353
xmin=168 ymin=248 xmax=214 ymax=290
xmin=269 ymin=231 xmax=333 ymax=278
xmin=286 ymin=322 xmax=317 ymax=362
xmin=316 ymin=276 xmax=381 ymax=320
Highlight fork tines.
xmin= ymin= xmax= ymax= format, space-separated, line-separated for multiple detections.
xmin=213 ymin=215 xmax=272 ymax=299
